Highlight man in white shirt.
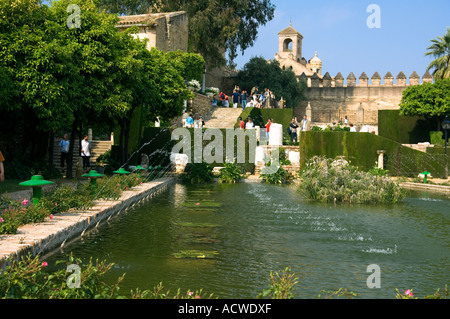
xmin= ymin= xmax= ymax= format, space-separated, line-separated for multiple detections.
xmin=81 ymin=135 xmax=91 ymax=171
xmin=245 ymin=117 xmax=254 ymax=129
xmin=300 ymin=116 xmax=311 ymax=131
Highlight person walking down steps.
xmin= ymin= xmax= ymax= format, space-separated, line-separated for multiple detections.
xmin=59 ymin=134 xmax=70 ymax=173
xmin=81 ymin=135 xmax=91 ymax=171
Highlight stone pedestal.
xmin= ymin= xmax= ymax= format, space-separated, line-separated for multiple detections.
xmin=306 ymin=102 xmax=312 ymax=121
xmin=255 ymin=146 xmax=266 ymax=165
xmin=269 ymin=123 xmax=283 ymax=146
xmin=377 ymin=150 xmax=385 ymax=169
xmin=357 ymin=103 xmax=364 ymax=124
xmin=288 ymin=151 xmax=300 ymax=164
xmin=170 ymin=153 xmax=189 ymax=173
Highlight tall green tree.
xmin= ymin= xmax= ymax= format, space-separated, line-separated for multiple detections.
xmin=399 ymin=78 xmax=450 ymax=130
xmin=0 ymin=0 xmax=189 ymax=176
xmin=95 ymin=0 xmax=275 ymax=68
xmin=236 ymin=57 xmax=306 ymax=107
xmin=425 ymin=27 xmax=450 ymax=80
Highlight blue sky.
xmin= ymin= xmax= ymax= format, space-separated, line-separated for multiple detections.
xmin=234 ymin=0 xmax=450 ymax=81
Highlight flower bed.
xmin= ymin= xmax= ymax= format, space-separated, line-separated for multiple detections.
xmin=0 ymin=173 xmax=143 ymax=235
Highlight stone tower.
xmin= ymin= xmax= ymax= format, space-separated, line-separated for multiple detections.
xmin=277 ymin=22 xmax=303 ymax=63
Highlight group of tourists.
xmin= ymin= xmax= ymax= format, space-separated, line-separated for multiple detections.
xmin=58 ymin=134 xmax=92 ymax=174
xmin=288 ymin=116 xmax=311 ymax=142
xmin=214 ymin=85 xmax=278 ymax=109
xmin=238 ymin=117 xmax=255 ymax=130
xmin=183 ymin=114 xmax=205 ymax=128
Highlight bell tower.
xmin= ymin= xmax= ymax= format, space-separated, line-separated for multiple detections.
xmin=277 ymin=22 xmax=303 ymax=63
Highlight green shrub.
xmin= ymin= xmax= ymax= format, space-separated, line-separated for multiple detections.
xmin=430 ymin=131 xmax=445 ymax=146
xmin=182 ymin=162 xmax=214 ymax=184
xmin=217 ymin=163 xmax=243 ymax=183
xmin=299 ymin=156 xmax=405 ymax=204
xmin=258 ymin=267 xmax=298 ymax=299
xmin=260 ymin=161 xmax=294 ymax=184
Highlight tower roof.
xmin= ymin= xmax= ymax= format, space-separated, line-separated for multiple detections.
xmin=278 ymin=22 xmax=303 ymax=38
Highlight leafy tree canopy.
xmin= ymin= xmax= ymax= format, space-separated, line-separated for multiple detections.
xmin=236 ymin=57 xmax=306 ymax=107
xmin=95 ymin=0 xmax=275 ymax=68
xmin=399 ymin=78 xmax=450 ymax=128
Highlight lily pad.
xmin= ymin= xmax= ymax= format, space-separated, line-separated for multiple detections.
xmin=175 ymin=222 xmax=221 ymax=228
xmin=172 ymin=250 xmax=219 ymax=259
xmin=182 ymin=201 xmax=221 ymax=208
xmin=179 ymin=233 xmax=221 ymax=244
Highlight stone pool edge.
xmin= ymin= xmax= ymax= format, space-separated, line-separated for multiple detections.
xmin=399 ymin=182 xmax=450 ymax=194
xmin=0 ymin=177 xmax=175 ymax=269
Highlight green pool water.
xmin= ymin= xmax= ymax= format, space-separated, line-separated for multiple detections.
xmin=45 ymin=182 xmax=449 ymax=299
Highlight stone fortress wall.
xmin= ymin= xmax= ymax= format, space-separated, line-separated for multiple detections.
xmin=294 ymin=70 xmax=433 ymax=128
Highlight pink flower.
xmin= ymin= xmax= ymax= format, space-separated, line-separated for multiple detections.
xmin=50 ymin=214 xmax=53 ymax=220
xmin=188 ymin=291 xmax=193 ymax=296
xmin=22 ymin=199 xmax=28 ymax=206
xmin=405 ymin=289 xmax=414 ymax=297
xmin=42 ymin=261 xmax=48 ymax=267
xmin=196 ymin=203 xmax=200 ymax=206
xmin=0 ymin=218 xmax=4 ymax=223
xmin=55 ymin=203 xmax=58 ymax=206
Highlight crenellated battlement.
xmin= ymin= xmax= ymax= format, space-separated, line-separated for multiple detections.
xmin=302 ymin=70 xmax=433 ymax=88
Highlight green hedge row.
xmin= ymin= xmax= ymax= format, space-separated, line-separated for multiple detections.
xmin=378 ymin=110 xmax=435 ymax=144
xmin=137 ymin=127 xmax=257 ymax=173
xmin=299 ymin=131 xmax=450 ymax=177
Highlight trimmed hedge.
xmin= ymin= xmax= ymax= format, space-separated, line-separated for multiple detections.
xmin=299 ymin=131 xmax=450 ymax=177
xmin=378 ymin=110 xmax=435 ymax=144
xmin=138 ymin=127 xmax=257 ymax=173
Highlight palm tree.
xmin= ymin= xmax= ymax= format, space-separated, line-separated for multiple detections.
xmin=425 ymin=27 xmax=450 ymax=80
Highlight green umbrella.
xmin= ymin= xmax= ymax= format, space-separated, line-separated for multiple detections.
xmin=19 ymin=175 xmax=55 ymax=204
xmin=421 ymin=171 xmax=430 ymax=184
xmin=113 ymin=168 xmax=131 ymax=175
xmin=82 ymin=170 xmax=104 ymax=190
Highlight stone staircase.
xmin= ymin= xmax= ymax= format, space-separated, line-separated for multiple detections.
xmin=203 ymin=107 xmax=243 ymax=129
xmin=52 ymin=139 xmax=112 ymax=177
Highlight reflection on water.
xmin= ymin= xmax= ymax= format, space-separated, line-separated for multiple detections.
xmin=45 ymin=183 xmax=450 ymax=299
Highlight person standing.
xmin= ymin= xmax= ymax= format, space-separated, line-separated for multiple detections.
xmin=232 ymin=89 xmax=240 ymax=108
xmin=239 ymin=117 xmax=245 ymax=129
xmin=185 ymin=114 xmax=194 ymax=128
xmin=289 ymin=118 xmax=299 ymax=142
xmin=59 ymin=134 xmax=70 ymax=173
xmin=240 ymin=90 xmax=247 ymax=109
xmin=245 ymin=117 xmax=254 ymax=129
xmin=0 ymin=150 xmax=5 ymax=183
xmin=300 ymin=115 xmax=311 ymax=131
xmin=265 ymin=118 xmax=272 ymax=141
xmin=81 ymin=135 xmax=91 ymax=171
